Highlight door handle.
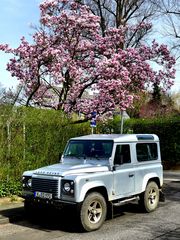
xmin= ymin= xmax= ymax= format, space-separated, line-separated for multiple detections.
xmin=129 ymin=173 xmax=134 ymax=178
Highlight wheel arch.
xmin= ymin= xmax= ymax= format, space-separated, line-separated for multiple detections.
xmin=85 ymin=186 xmax=109 ymax=202
xmin=147 ymin=177 xmax=161 ymax=188
xmin=142 ymin=174 xmax=161 ymax=192
xmin=78 ymin=180 xmax=109 ymax=203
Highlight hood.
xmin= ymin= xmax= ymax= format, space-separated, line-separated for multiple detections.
xmin=34 ymin=163 xmax=109 ymax=177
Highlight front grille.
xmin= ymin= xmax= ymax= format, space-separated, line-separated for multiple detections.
xmin=32 ymin=178 xmax=59 ymax=198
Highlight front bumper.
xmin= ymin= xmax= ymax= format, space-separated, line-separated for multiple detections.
xmin=21 ymin=190 xmax=77 ymax=206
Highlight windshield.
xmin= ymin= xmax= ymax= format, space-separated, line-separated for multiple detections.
xmin=64 ymin=140 xmax=113 ymax=159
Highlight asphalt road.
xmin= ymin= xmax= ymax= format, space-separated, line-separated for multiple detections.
xmin=0 ymin=171 xmax=179 ymax=240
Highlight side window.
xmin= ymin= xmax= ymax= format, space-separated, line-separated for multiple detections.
xmin=136 ymin=143 xmax=158 ymax=162
xmin=114 ymin=145 xmax=131 ymax=165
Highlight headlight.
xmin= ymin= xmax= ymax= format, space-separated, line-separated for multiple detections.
xmin=64 ymin=182 xmax=71 ymax=192
xmin=27 ymin=178 xmax=32 ymax=188
xmin=22 ymin=176 xmax=32 ymax=189
xmin=62 ymin=180 xmax=74 ymax=196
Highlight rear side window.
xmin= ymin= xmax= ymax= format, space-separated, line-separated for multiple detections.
xmin=136 ymin=143 xmax=158 ymax=162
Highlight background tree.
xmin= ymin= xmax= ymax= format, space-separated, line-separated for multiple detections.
xmin=139 ymin=90 xmax=179 ymax=119
xmin=155 ymin=0 xmax=180 ymax=59
xmin=79 ymin=0 xmax=179 ymax=110
xmin=0 ymin=83 xmax=24 ymax=106
xmin=0 ymin=83 xmax=5 ymax=103
xmin=0 ymin=0 xmax=176 ymax=119
xmin=170 ymin=91 xmax=180 ymax=112
xmin=79 ymin=0 xmax=161 ymax=47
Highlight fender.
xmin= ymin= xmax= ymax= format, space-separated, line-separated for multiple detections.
xmin=142 ymin=173 xmax=161 ymax=192
xmin=77 ymin=180 xmax=108 ymax=202
xmin=23 ymin=170 xmax=34 ymax=177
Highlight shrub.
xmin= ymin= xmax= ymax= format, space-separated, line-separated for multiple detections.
xmin=0 ymin=106 xmax=90 ymax=196
xmin=0 ymin=106 xmax=179 ymax=196
xmin=106 ymin=116 xmax=180 ymax=166
xmin=0 ymin=179 xmax=22 ymax=197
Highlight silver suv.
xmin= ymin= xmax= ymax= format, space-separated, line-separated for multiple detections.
xmin=22 ymin=134 xmax=164 ymax=231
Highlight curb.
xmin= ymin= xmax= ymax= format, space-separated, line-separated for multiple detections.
xmin=0 ymin=203 xmax=24 ymax=225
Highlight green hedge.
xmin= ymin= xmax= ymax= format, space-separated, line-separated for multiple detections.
xmin=125 ymin=117 xmax=180 ymax=166
xmin=0 ymin=106 xmax=179 ymax=196
xmin=99 ymin=116 xmax=180 ymax=166
xmin=0 ymin=107 xmax=90 ymax=196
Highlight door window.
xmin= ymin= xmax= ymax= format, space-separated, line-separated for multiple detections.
xmin=114 ymin=145 xmax=131 ymax=165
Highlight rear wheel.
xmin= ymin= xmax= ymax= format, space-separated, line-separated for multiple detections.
xmin=139 ymin=181 xmax=159 ymax=212
xmin=79 ymin=192 xmax=107 ymax=231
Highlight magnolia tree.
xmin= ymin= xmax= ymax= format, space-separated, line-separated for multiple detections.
xmin=0 ymin=0 xmax=176 ymax=118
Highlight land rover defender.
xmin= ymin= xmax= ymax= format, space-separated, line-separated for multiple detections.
xmin=22 ymin=134 xmax=163 ymax=231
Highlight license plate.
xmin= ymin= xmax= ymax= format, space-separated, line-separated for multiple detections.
xmin=35 ymin=191 xmax=52 ymax=200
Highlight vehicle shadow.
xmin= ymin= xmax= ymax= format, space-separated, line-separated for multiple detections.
xmin=2 ymin=180 xmax=179 ymax=234
xmin=0 ymin=204 xmax=82 ymax=232
xmin=0 ymin=205 xmax=24 ymax=223
xmin=110 ymin=202 xmax=143 ymax=218
xmin=0 ymin=202 xmax=143 ymax=233
xmin=163 ymin=181 xmax=180 ymax=202
xmin=22 ymin=205 xmax=83 ymax=233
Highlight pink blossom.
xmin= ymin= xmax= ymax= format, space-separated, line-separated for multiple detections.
xmin=0 ymin=0 xmax=176 ymax=117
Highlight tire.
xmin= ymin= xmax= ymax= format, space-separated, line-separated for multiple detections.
xmin=79 ymin=192 xmax=107 ymax=232
xmin=139 ymin=181 xmax=159 ymax=213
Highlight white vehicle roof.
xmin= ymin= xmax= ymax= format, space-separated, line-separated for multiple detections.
xmin=70 ymin=134 xmax=159 ymax=142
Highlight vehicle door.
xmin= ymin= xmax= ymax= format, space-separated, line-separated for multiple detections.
xmin=113 ymin=144 xmax=135 ymax=198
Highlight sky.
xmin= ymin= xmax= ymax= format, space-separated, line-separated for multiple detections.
xmin=0 ymin=0 xmax=179 ymax=93
xmin=0 ymin=0 xmax=41 ymax=89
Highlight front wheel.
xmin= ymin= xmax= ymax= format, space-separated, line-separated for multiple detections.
xmin=139 ymin=181 xmax=160 ymax=212
xmin=79 ymin=192 xmax=107 ymax=232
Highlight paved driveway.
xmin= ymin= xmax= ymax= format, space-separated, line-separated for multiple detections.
xmin=0 ymin=171 xmax=179 ymax=240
